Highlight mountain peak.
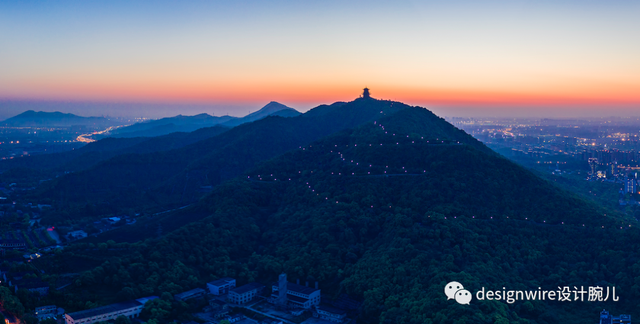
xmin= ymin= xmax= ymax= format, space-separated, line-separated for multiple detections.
xmin=244 ymin=102 xmax=297 ymax=118
xmin=2 ymin=110 xmax=112 ymax=127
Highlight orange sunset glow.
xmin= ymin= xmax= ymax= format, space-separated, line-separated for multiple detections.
xmin=1 ymin=1 xmax=639 ymax=117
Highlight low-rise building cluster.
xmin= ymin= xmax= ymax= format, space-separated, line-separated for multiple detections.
xmin=50 ymin=272 xmax=350 ymax=324
xmin=64 ymin=297 xmax=157 ymax=324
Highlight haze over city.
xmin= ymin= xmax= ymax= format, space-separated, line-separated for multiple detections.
xmin=1 ymin=0 xmax=639 ymax=119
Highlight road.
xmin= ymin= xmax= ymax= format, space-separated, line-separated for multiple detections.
xmin=76 ymin=124 xmax=130 ymax=143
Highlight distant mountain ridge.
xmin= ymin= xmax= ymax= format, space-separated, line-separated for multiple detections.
xmin=0 ymin=125 xmax=230 ymax=178
xmin=107 ymin=101 xmax=300 ymax=138
xmin=1 ymin=110 xmax=119 ymax=127
xmin=28 ymin=97 xmax=406 ymax=212
xmin=220 ymin=101 xmax=300 ymax=127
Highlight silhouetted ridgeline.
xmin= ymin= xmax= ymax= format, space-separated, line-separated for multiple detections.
xmin=1 ymin=110 xmax=119 ymax=127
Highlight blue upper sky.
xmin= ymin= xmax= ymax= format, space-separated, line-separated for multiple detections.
xmin=1 ymin=0 xmax=639 ymax=118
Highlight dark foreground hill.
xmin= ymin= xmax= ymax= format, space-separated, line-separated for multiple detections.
xmin=37 ymin=98 xmax=639 ymax=324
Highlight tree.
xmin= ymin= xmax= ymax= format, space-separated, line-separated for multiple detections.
xmin=115 ymin=315 xmax=132 ymax=324
xmin=22 ymin=214 xmax=31 ymax=228
xmin=0 ymin=286 xmax=25 ymax=316
xmin=116 ymin=287 xmax=136 ymax=301
xmin=21 ymin=314 xmax=38 ymax=324
xmin=141 ymin=299 xmax=172 ymax=323
xmin=160 ymin=292 xmax=173 ymax=302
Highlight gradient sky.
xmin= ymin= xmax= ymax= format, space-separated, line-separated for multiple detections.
xmin=1 ymin=0 xmax=639 ymax=118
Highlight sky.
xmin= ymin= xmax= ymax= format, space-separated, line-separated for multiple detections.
xmin=1 ymin=0 xmax=639 ymax=118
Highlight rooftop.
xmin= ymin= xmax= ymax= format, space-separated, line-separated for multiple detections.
xmin=317 ymin=305 xmax=347 ymax=316
xmin=175 ymin=288 xmax=205 ymax=299
xmin=269 ymin=293 xmax=311 ymax=304
xmin=231 ymin=282 xmax=264 ymax=295
xmin=135 ymin=296 xmax=159 ymax=305
xmin=285 ymin=294 xmax=309 ymax=304
xmin=67 ymin=300 xmax=142 ymax=320
xmin=272 ymin=281 xmax=319 ymax=295
xmin=208 ymin=277 xmax=235 ymax=286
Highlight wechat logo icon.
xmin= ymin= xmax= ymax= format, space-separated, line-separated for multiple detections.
xmin=445 ymin=281 xmax=472 ymax=305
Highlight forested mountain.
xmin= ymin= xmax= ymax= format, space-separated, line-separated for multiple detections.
xmin=220 ymin=101 xmax=301 ymax=127
xmin=106 ymin=114 xmax=233 ymax=138
xmin=0 ymin=126 xmax=229 ymax=186
xmin=106 ymin=102 xmax=299 ymax=138
xmin=31 ymin=98 xmax=408 ymax=220
xmin=38 ymin=98 xmax=639 ymax=324
xmin=1 ymin=110 xmax=119 ymax=127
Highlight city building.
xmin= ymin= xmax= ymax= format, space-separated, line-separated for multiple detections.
xmin=0 ymin=239 xmax=26 ymax=250
xmin=589 ymin=158 xmax=599 ymax=176
xmin=228 ymin=282 xmax=265 ymax=304
xmin=64 ymin=297 xmax=157 ymax=324
xmin=135 ymin=296 xmax=159 ymax=305
xmin=625 ymin=178 xmax=638 ymax=194
xmin=268 ymin=274 xmax=321 ymax=310
xmin=226 ymin=314 xmax=244 ymax=323
xmin=67 ymin=231 xmax=88 ymax=240
xmin=174 ymin=288 xmax=206 ymax=301
xmin=599 ymin=309 xmax=631 ymax=324
xmin=275 ymin=273 xmax=287 ymax=309
xmin=207 ymin=277 xmax=236 ymax=295
xmin=314 ymin=305 xmax=347 ymax=323
xmin=23 ymin=253 xmax=42 ymax=260
xmin=35 ymin=305 xmax=57 ymax=320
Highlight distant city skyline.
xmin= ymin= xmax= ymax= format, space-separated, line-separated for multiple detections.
xmin=1 ymin=0 xmax=639 ymax=117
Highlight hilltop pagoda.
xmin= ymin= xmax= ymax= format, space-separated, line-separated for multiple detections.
xmin=362 ymin=87 xmax=371 ymax=99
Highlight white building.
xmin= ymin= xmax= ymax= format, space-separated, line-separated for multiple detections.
xmin=269 ymin=281 xmax=321 ymax=309
xmin=207 ymin=277 xmax=236 ymax=295
xmin=35 ymin=305 xmax=57 ymax=320
xmin=625 ymin=179 xmax=638 ymax=194
xmin=174 ymin=288 xmax=206 ymax=301
xmin=64 ymin=297 xmax=157 ymax=324
xmin=314 ymin=305 xmax=347 ymax=323
xmin=228 ymin=283 xmax=264 ymax=304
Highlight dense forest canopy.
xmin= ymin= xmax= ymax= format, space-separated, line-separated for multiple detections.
xmin=6 ymin=97 xmax=638 ymax=324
